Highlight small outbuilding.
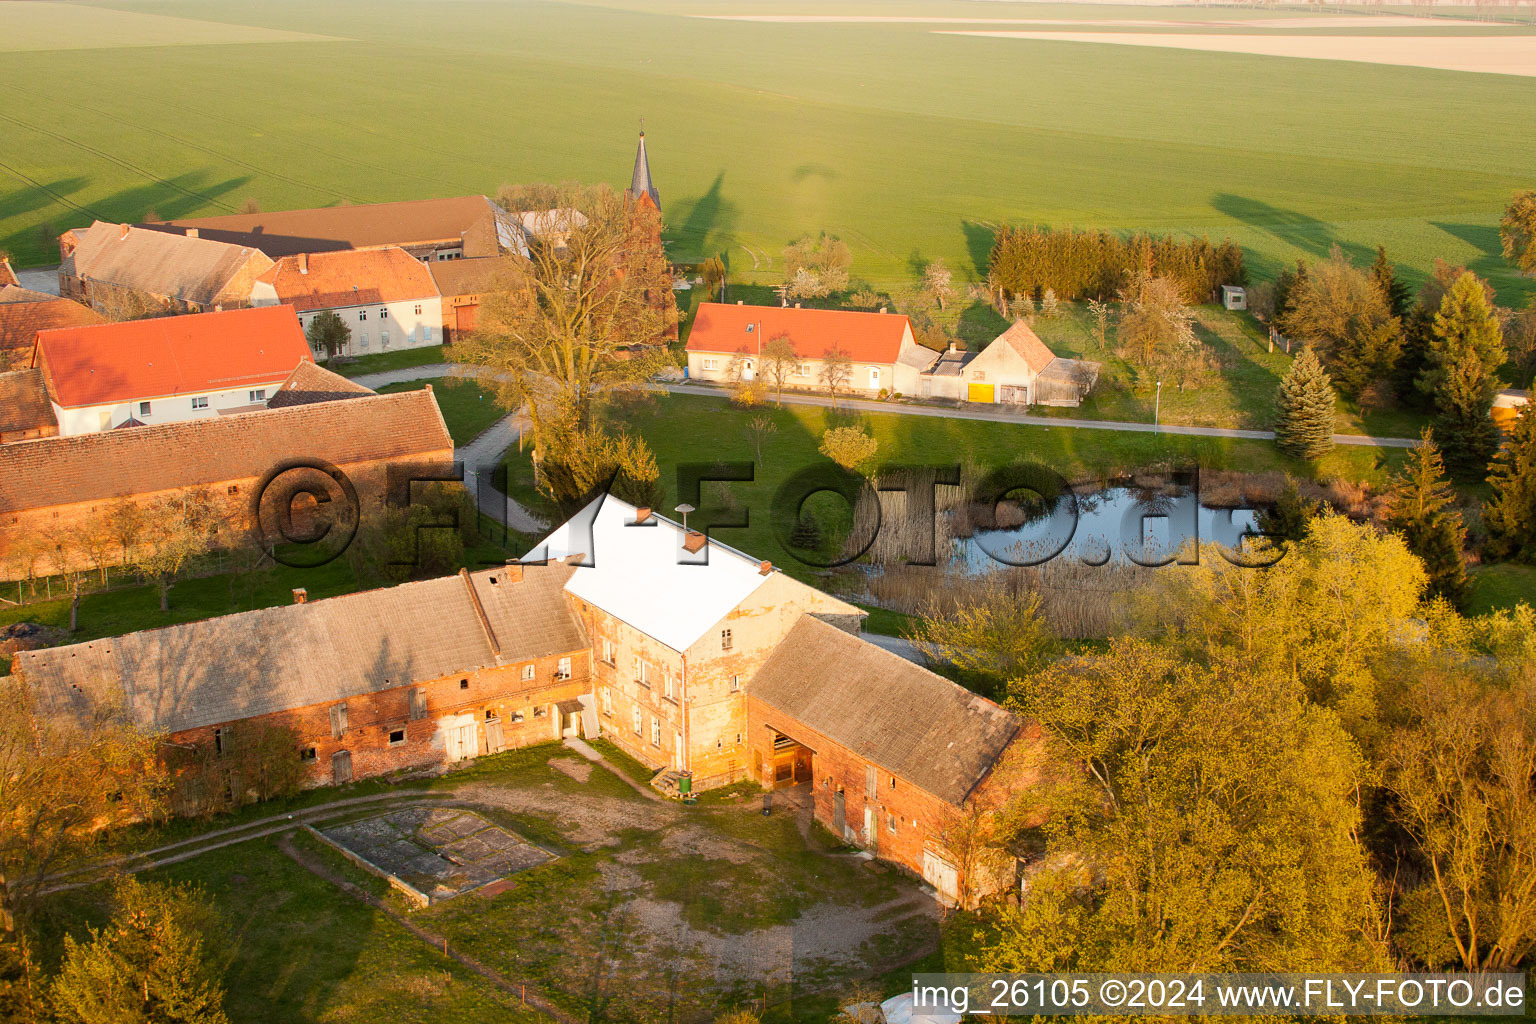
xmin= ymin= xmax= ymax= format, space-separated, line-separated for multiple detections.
xmin=1221 ymin=285 xmax=1247 ymax=311
xmin=1493 ymin=388 xmax=1530 ymax=431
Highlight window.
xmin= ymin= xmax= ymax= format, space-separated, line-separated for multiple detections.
xmin=556 ymin=657 xmax=571 ymax=680
xmin=887 ymin=812 xmax=897 ymax=833
xmin=973 ymin=370 xmax=986 ymax=382
xmin=702 ymin=358 xmax=718 ymax=370
xmin=249 ymin=389 xmax=265 ymax=403
xmin=721 ymin=629 xmax=733 ymax=651
xmin=485 ymin=708 xmax=497 ymax=721
xmin=601 ymin=686 xmax=613 ymax=715
xmin=358 ymin=310 xmax=368 ymax=321
xmin=890 ymin=777 xmax=896 ymax=790
xmin=213 ymin=728 xmax=223 ymax=754
xmin=510 ymin=709 xmax=524 ymax=723
xmin=795 ymin=363 xmax=811 ymax=376
xmin=663 ymin=674 xmax=674 ymax=701
xmin=359 ymin=332 xmax=369 ymax=350
xmin=650 ymin=716 xmax=661 ymax=747
xmin=421 ymin=325 xmax=433 ymax=343
xmin=379 ymin=307 xmax=389 ymax=319
xmin=138 ymin=401 xmax=151 ymax=416
xmin=329 ymin=702 xmax=348 ymax=739
xmin=729 ymin=675 xmax=740 ymax=692
xmin=459 ymin=678 xmax=470 ymax=690
xmin=632 ymin=708 xmax=642 ymax=735
xmin=601 ymin=638 xmax=615 ymax=665
xmin=522 ymin=664 xmax=535 ymax=681
xmin=299 ymin=747 xmax=317 ymax=762
xmin=380 ymin=330 xmax=390 ymax=348
xmin=533 ymin=705 xmax=547 ymax=718
xmin=388 ymin=728 xmax=406 ymax=746
xmin=634 ymin=657 xmax=649 ymax=687
xmin=871 ymin=368 xmax=881 ymax=382
xmin=191 ymin=396 xmax=209 ymax=410
xmin=414 ymin=304 xmax=423 ymax=315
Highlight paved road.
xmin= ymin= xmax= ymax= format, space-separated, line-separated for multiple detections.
xmin=351 ymin=364 xmax=545 ymax=534
xmin=349 ymin=362 xmax=1419 ymax=450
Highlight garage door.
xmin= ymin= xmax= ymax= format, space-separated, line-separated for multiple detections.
xmin=454 ymin=303 xmax=479 ymax=333
xmin=1000 ymin=384 xmax=1028 ymax=405
xmin=967 ymin=382 xmax=995 ymax=403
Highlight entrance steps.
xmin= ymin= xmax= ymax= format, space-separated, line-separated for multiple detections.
xmin=649 ymin=769 xmax=691 ymax=799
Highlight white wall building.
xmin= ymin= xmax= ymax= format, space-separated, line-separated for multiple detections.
xmin=251 ymin=246 xmax=443 ymax=357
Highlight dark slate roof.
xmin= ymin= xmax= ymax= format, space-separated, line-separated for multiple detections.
xmin=267 ymin=360 xmax=376 ymax=408
xmin=17 ymin=564 xmax=586 ymax=735
xmin=629 ymin=132 xmax=659 ymax=209
xmin=750 ymin=616 xmax=1020 ymax=805
xmin=0 ymin=368 xmax=57 ymax=435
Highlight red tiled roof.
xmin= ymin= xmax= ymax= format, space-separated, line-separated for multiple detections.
xmin=34 ymin=305 xmax=311 ymax=408
xmin=256 ymin=246 xmax=439 ymax=312
xmin=0 ymin=289 xmax=105 ymax=354
xmin=0 ymin=389 xmax=452 ymax=514
xmin=0 ymin=368 xmax=57 ymax=436
xmin=685 ymin=303 xmax=913 ymax=364
xmin=994 ymin=320 xmax=1057 ymax=374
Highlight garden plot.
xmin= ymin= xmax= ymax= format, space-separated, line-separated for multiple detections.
xmin=320 ymin=806 xmax=550 ymax=902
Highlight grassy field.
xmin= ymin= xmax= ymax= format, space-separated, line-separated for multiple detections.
xmin=2 ymin=0 xmax=1534 ymax=307
xmin=1467 ymin=561 xmax=1536 ymax=615
xmin=376 ymin=376 xmax=506 ymax=445
xmin=503 ymin=391 xmax=1407 ymax=580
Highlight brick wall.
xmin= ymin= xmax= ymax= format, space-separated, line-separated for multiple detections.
xmin=169 ymin=646 xmax=591 ymax=787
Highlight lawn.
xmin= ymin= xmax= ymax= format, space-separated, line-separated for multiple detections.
xmin=376 ymin=376 xmax=507 ymax=445
xmin=326 ymin=345 xmax=445 ymax=379
xmin=1 ymin=0 xmax=1534 ymax=309
xmin=32 ymin=743 xmax=941 ymax=1024
xmin=1466 ymin=562 xmax=1536 ymax=616
xmin=507 ymin=391 xmax=1406 ymax=581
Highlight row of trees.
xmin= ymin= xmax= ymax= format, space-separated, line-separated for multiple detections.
xmin=912 ymin=512 xmax=1536 ymax=974
xmin=987 ymin=226 xmax=1246 ymax=305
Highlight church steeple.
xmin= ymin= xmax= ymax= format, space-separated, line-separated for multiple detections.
xmin=629 ymin=127 xmax=660 ymax=210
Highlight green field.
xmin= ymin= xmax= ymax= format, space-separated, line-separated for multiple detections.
xmin=2 ymin=0 xmax=1534 ymax=306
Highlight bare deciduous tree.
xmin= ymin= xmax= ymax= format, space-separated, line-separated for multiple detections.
xmin=817 ymin=346 xmax=853 ymax=406
xmin=760 ymin=333 xmax=798 ymax=407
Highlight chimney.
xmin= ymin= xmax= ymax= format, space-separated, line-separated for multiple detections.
xmin=758 ymin=560 xmax=773 ymax=576
xmin=292 ymin=588 xmax=308 ymax=604
xmin=795 ymin=302 xmax=801 ymax=309
xmin=503 ymin=560 xmax=523 ymax=583
xmin=119 ymin=224 xmax=130 ymax=240
xmin=736 ymin=299 xmax=744 ymax=305
xmin=949 ymin=342 xmax=956 ymax=353
xmin=185 ymin=228 xmax=199 ymax=239
xmin=634 ymin=506 xmax=652 ymax=524
xmin=683 ymin=530 xmax=707 ymax=554
xmin=879 ymin=306 xmax=888 ymax=314
xmin=297 ymin=252 xmax=308 ymax=275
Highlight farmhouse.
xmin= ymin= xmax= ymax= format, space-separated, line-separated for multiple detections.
xmin=14 ymin=563 xmax=591 ymax=797
xmin=920 ymin=321 xmax=1100 ymax=408
xmin=32 ymin=305 xmax=313 ymax=435
xmin=12 ymin=492 xmax=1038 ymax=901
xmin=143 ymin=196 xmax=529 ymax=262
xmin=0 ymin=286 xmax=104 ymax=370
xmin=686 ymin=302 xmax=935 ymax=396
xmin=58 ymin=222 xmax=274 ymax=315
xmin=251 ymin=247 xmax=443 ymax=356
xmin=0 ymin=387 xmax=453 ymax=571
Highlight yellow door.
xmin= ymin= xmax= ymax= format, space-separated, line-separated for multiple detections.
xmin=967 ymin=382 xmax=995 ymax=403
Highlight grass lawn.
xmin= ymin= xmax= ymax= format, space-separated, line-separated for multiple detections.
xmin=1466 ymin=562 xmax=1536 ymax=616
xmin=1 ymin=1 xmax=1533 ymax=310
xmin=324 ymin=346 xmax=445 ymax=378
xmin=376 ymin=376 xmax=507 ymax=445
xmin=509 ymin=392 xmax=1405 ymax=580
xmin=34 ymin=743 xmax=940 ymax=1023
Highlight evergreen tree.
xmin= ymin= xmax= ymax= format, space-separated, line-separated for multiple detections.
xmin=1432 ymin=350 xmax=1500 ymax=480
xmin=1385 ymin=428 xmax=1468 ymax=607
xmin=1418 ymin=271 xmax=1506 ymax=399
xmin=1484 ymin=406 xmax=1536 ymax=562
xmin=1274 ymin=346 xmax=1336 ymax=460
xmin=1393 ymin=307 xmax=1436 ymax=408
xmin=1256 ymin=475 xmax=1320 ymax=543
xmin=1370 ymin=245 xmax=1412 ymax=318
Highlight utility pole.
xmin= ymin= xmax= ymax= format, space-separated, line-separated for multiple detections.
xmin=1154 ymin=380 xmax=1163 ymax=432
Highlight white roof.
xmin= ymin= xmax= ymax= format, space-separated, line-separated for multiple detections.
xmin=525 ymin=494 xmax=774 ymax=652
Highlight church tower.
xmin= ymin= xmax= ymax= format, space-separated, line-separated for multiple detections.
xmin=628 ymin=128 xmax=660 ymax=210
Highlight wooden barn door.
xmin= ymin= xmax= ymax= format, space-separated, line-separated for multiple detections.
xmin=331 ymin=750 xmax=353 ymax=785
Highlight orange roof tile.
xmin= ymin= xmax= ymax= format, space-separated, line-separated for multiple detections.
xmin=34 ymin=305 xmax=311 ymax=409
xmin=256 ymin=246 xmax=438 ymax=312
xmin=686 ymin=303 xmax=912 ymax=364
xmin=0 ymin=289 xmax=105 ymax=355
xmin=0 ymin=260 xmax=18 ymax=288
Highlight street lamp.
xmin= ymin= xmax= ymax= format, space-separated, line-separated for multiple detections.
xmin=674 ymin=503 xmax=695 ymax=532
xmin=1154 ymin=381 xmax=1162 ymax=432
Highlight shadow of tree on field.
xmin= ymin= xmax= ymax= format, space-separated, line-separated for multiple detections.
xmin=1210 ymin=192 xmax=1373 ymax=269
xmin=961 ymin=220 xmax=997 ymax=278
xmin=958 ymin=300 xmax=1009 ymax=350
xmin=1432 ymin=221 xmax=1536 ymax=305
xmin=666 ymin=171 xmax=739 ymax=267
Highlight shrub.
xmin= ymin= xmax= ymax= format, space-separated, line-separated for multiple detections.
xmin=819 ymin=426 xmax=879 ymax=472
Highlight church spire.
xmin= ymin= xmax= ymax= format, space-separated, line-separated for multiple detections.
xmin=629 ymin=125 xmax=660 ymax=210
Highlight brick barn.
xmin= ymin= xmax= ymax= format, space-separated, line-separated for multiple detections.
xmin=58 ymin=222 xmax=274 ymax=316
xmin=14 ymin=563 xmax=590 ymax=796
